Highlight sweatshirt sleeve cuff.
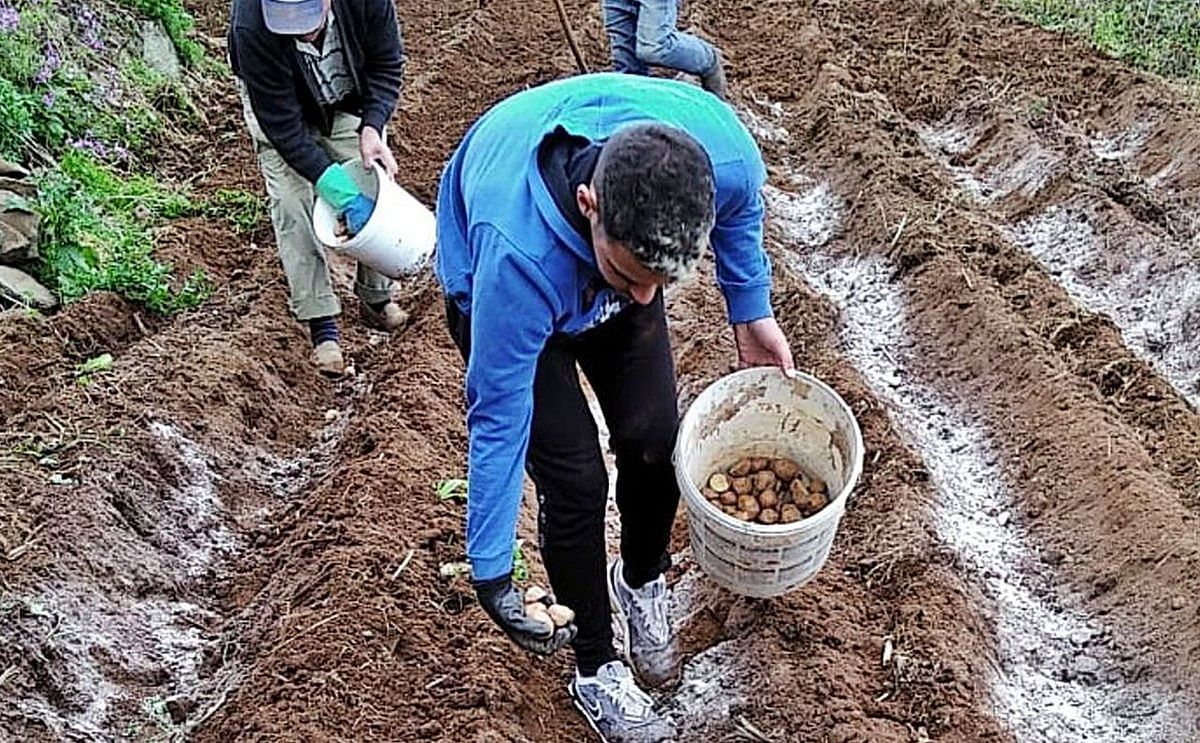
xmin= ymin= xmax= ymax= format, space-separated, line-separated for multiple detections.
xmin=470 ymin=552 xmax=514 ymax=583
xmin=723 ymin=283 xmax=773 ymax=324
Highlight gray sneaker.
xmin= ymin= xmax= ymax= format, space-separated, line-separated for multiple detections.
xmin=568 ymin=661 xmax=674 ymax=743
xmin=608 ymin=559 xmax=680 ymax=687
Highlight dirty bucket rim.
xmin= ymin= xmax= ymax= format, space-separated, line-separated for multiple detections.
xmin=675 ymin=366 xmax=865 ymax=536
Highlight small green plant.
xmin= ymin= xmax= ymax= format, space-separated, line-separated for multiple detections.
xmin=512 ymin=539 xmax=530 ymax=584
xmin=205 ymin=188 xmax=266 ymax=234
xmin=75 ymin=352 xmax=113 ymax=385
xmin=436 ymin=478 xmax=469 ymax=502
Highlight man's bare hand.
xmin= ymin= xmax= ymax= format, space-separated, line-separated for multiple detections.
xmin=359 ymin=126 xmax=398 ymax=180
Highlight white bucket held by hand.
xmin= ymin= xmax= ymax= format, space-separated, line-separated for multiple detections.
xmin=674 ymin=367 xmax=865 ymax=598
xmin=312 ymin=158 xmax=435 ymax=278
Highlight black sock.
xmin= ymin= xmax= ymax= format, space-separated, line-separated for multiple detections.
xmin=309 ymin=316 xmax=339 ymax=346
xmin=576 ymin=648 xmax=618 ymax=678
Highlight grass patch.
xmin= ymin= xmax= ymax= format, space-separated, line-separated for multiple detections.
xmin=1003 ymin=0 xmax=1200 ymax=84
xmin=35 ymin=151 xmax=211 ymax=314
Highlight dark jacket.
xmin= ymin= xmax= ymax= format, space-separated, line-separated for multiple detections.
xmin=228 ymin=0 xmax=404 ymax=183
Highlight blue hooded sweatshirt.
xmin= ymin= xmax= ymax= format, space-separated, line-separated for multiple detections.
xmin=435 ymin=72 xmax=771 ymax=581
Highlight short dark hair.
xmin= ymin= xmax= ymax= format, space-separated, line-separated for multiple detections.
xmin=593 ymin=123 xmax=716 ymax=280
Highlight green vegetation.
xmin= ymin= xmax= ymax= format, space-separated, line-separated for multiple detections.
xmin=36 ymin=150 xmax=211 ymax=313
xmin=0 ymin=0 xmax=243 ymax=314
xmin=1004 ymin=0 xmax=1200 ymax=84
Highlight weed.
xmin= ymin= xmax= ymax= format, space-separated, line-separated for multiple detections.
xmin=205 ymin=188 xmax=266 ymax=234
xmin=75 ymin=353 xmax=114 ymax=386
xmin=436 ymin=478 xmax=469 ymax=502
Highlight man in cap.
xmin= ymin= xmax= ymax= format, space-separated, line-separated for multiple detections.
xmin=436 ymin=72 xmax=793 ymax=742
xmin=229 ymin=0 xmax=407 ymax=377
xmin=602 ymin=0 xmax=728 ymax=100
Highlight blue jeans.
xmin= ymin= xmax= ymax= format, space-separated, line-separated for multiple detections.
xmin=603 ymin=0 xmax=718 ymax=77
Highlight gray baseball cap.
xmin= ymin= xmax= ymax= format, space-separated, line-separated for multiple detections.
xmin=261 ymin=0 xmax=326 ymax=35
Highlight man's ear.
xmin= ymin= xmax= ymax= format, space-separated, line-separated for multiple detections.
xmin=576 ymin=183 xmax=599 ymax=222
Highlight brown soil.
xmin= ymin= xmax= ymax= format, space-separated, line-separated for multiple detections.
xmin=4 ymin=0 xmax=1200 ymax=741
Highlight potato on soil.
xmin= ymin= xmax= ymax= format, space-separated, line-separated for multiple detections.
xmin=731 ymin=477 xmax=753 ymax=495
xmin=720 ymin=491 xmax=739 ymax=506
xmin=728 ymin=457 xmax=755 ymax=477
xmin=547 ymin=604 xmax=575 ymax=627
xmin=780 ymin=504 xmax=802 ymax=523
xmin=758 ymin=508 xmax=780 ymax=525
xmin=759 ymin=489 xmax=779 ymax=509
xmin=752 ymin=470 xmax=777 ymax=492
xmin=770 ymin=458 xmax=801 ymax=482
xmin=708 ymin=473 xmax=730 ymax=492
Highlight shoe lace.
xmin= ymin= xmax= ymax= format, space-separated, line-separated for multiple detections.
xmin=601 ymin=666 xmax=653 ymax=720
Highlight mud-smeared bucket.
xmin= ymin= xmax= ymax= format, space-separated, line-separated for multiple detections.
xmin=312 ymin=158 xmax=435 ymax=278
xmin=675 ymin=368 xmax=864 ymax=598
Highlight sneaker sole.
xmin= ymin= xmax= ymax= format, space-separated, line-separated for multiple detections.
xmin=568 ymin=679 xmax=611 ymax=743
xmin=607 ymin=560 xmax=636 ymax=672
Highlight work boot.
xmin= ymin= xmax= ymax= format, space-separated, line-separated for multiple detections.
xmin=311 ymin=340 xmax=346 ymax=378
xmin=362 ymin=300 xmax=409 ymax=332
xmin=700 ymin=53 xmax=728 ymax=101
xmin=568 ymin=661 xmax=675 ymax=743
xmin=608 ymin=558 xmax=680 ymax=688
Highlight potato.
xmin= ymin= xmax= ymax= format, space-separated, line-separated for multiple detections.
xmin=752 ymin=470 xmax=777 ymax=492
xmin=759 ymin=489 xmax=779 ymax=509
xmin=728 ymin=457 xmax=755 ymax=477
xmin=771 ymin=458 xmax=801 ymax=482
xmin=708 ymin=473 xmax=731 ymax=492
xmin=750 ymin=457 xmax=771 ymax=472
xmin=703 ymin=487 xmax=721 ymax=502
xmin=810 ymin=477 xmax=827 ymax=494
xmin=780 ymin=504 xmax=802 ymax=523
xmin=720 ymin=491 xmax=739 ymax=506
xmin=737 ymin=494 xmax=760 ymax=518
xmin=759 ymin=508 xmax=780 ymax=525
xmin=525 ymin=603 xmax=555 ymax=632
xmin=795 ymin=489 xmax=829 ymax=515
xmin=524 ymin=586 xmax=548 ymax=605
xmin=731 ymin=477 xmax=753 ymax=495
xmin=789 ymin=479 xmax=809 ymax=501
xmin=734 ymin=510 xmax=753 ymax=521
xmin=547 ymin=604 xmax=576 ymax=627
xmin=722 ymin=505 xmax=739 ymax=516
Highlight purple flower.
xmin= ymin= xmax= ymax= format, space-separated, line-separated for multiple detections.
xmin=34 ymin=43 xmax=61 ymax=85
xmin=43 ymin=90 xmax=55 ymax=107
xmin=75 ymin=5 xmax=104 ymax=50
xmin=69 ymin=133 xmax=110 ymax=160
xmin=0 ymin=6 xmax=18 ymax=33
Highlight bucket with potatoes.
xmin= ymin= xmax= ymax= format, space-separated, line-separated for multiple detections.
xmin=674 ymin=367 xmax=865 ymax=598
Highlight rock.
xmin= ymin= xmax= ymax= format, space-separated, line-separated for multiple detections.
xmin=0 ymin=267 xmax=56 ymax=310
xmin=1172 ymin=596 xmax=1187 ymax=611
xmin=0 ymin=157 xmax=28 ymax=179
xmin=164 ymin=695 xmax=193 ymax=724
xmin=142 ymin=20 xmax=181 ymax=79
xmin=0 ymin=189 xmax=39 ymax=265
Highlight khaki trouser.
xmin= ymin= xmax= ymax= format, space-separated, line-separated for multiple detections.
xmin=239 ymin=88 xmax=392 ymax=321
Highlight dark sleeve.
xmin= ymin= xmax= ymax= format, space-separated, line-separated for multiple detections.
xmin=357 ymin=0 xmax=404 ymax=135
xmin=231 ymin=25 xmax=333 ymax=183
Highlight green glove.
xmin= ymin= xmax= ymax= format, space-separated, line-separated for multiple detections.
xmin=315 ymin=163 xmax=362 ymax=211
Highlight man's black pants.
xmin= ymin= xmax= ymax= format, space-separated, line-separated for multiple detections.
xmin=446 ymin=292 xmax=679 ymax=674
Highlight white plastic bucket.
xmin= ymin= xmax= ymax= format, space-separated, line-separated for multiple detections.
xmin=674 ymin=367 xmax=865 ymax=598
xmin=312 ymin=158 xmax=435 ymax=278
